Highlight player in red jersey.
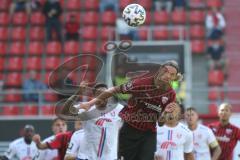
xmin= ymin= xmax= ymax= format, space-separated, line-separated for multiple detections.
xmin=33 ymin=121 xmax=82 ymax=160
xmin=77 ymin=60 xmax=183 ymax=160
xmin=208 ymin=103 xmax=240 ymax=160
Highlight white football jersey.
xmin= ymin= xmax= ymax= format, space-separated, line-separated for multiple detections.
xmin=156 ymin=123 xmax=193 ymax=160
xmin=191 ymin=124 xmax=218 ymax=160
xmin=75 ymin=103 xmax=124 ymax=160
xmin=4 ymin=137 xmax=39 ymax=160
xmin=38 ymin=135 xmax=58 ymax=160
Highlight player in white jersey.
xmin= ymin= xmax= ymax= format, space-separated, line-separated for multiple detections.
xmin=155 ymin=103 xmax=194 ymax=160
xmin=0 ymin=125 xmax=39 ymax=160
xmin=62 ymin=83 xmax=123 ymax=160
xmin=38 ymin=118 xmax=67 ymax=160
xmin=185 ymin=107 xmax=221 ymax=160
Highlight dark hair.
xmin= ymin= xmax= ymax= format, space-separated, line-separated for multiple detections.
xmin=186 ymin=107 xmax=198 ymax=112
xmin=93 ymin=83 xmax=108 ymax=95
xmin=163 ymin=60 xmax=180 ymax=73
xmin=52 ymin=117 xmax=66 ymax=126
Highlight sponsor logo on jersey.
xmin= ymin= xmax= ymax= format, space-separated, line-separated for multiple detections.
xmin=95 ymin=118 xmax=112 ymax=126
xmin=216 ymin=135 xmax=230 ymax=142
xmin=161 ymin=96 xmax=168 ymax=104
xmin=160 ymin=141 xmax=177 ymax=150
xmin=144 ymin=102 xmax=162 ymax=112
xmin=226 ymin=128 xmax=232 ymax=134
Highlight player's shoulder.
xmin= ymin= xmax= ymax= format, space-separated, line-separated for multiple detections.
xmin=43 ymin=135 xmax=55 ymax=142
xmin=229 ymin=123 xmax=240 ymax=131
xmin=198 ymin=124 xmax=211 ymax=131
xmin=178 ymin=123 xmax=192 ymax=134
xmin=208 ymin=121 xmax=220 ymax=127
xmin=73 ymin=129 xmax=84 ymax=136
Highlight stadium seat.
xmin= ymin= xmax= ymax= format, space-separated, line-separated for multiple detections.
xmin=64 ymin=12 xmax=81 ymax=23
xmin=144 ymin=11 xmax=151 ymax=25
xmin=26 ymin=57 xmax=42 ymax=70
xmin=22 ymin=105 xmax=38 ymax=115
xmin=102 ymin=11 xmax=116 ymax=25
xmin=189 ymin=0 xmax=205 ymax=9
xmin=44 ymin=90 xmax=58 ymax=102
xmin=153 ymin=27 xmax=169 ymax=40
xmin=0 ymin=42 xmax=7 ymax=56
xmin=63 ymin=56 xmax=79 ymax=69
xmin=100 ymin=26 xmax=115 ymax=40
xmin=30 ymin=11 xmax=45 ymax=25
xmin=5 ymin=73 xmax=22 ymax=87
xmin=189 ymin=10 xmax=205 ymax=24
xmin=0 ymin=12 xmax=9 ymax=25
xmin=45 ymin=57 xmax=61 ymax=70
xmin=82 ymin=41 xmax=97 ymax=54
xmin=207 ymin=0 xmax=222 ymax=8
xmin=82 ymin=26 xmax=97 ymax=40
xmin=66 ymin=0 xmax=81 ymax=10
xmin=9 ymin=42 xmax=26 ymax=55
xmin=84 ymin=71 xmax=96 ymax=83
xmin=4 ymin=89 xmax=22 ymax=102
xmin=171 ymin=10 xmax=186 ymax=24
xmin=136 ymin=0 xmax=152 ymax=10
xmin=208 ymin=87 xmax=224 ymax=100
xmin=64 ymin=41 xmax=79 ymax=55
xmin=0 ymin=57 xmax=4 ymax=71
xmin=28 ymin=42 xmax=44 ymax=55
xmin=84 ymin=0 xmax=99 ymax=10
xmin=208 ymin=70 xmax=224 ymax=86
xmin=0 ymin=27 xmax=8 ymax=41
xmin=8 ymin=57 xmax=24 ymax=71
xmin=29 ymin=27 xmax=45 ymax=41
xmin=99 ymin=41 xmax=108 ymax=55
xmin=46 ymin=41 xmax=62 ymax=55
xmin=2 ymin=106 xmax=20 ymax=115
xmin=0 ymin=0 xmax=11 ymax=11
xmin=172 ymin=26 xmax=186 ymax=40
xmin=83 ymin=11 xmax=99 ymax=25
xmin=138 ymin=27 xmax=148 ymax=40
xmin=119 ymin=0 xmax=132 ymax=10
xmin=11 ymin=27 xmax=26 ymax=41
xmin=153 ymin=11 xmax=169 ymax=25
xmin=191 ymin=40 xmax=205 ymax=54
xmin=12 ymin=12 xmax=28 ymax=26
xmin=208 ymin=103 xmax=218 ymax=115
xmin=190 ymin=25 xmax=205 ymax=39
xmin=41 ymin=105 xmax=55 ymax=115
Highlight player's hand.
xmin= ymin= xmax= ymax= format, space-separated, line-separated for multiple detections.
xmin=32 ymin=134 xmax=41 ymax=144
xmin=165 ymin=102 xmax=178 ymax=113
xmin=78 ymin=102 xmax=91 ymax=111
xmin=154 ymin=154 xmax=164 ymax=160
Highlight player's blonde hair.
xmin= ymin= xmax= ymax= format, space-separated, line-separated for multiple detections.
xmin=218 ymin=103 xmax=232 ymax=111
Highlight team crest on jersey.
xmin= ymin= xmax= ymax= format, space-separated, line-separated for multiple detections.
xmin=176 ymin=133 xmax=182 ymax=139
xmin=161 ymin=96 xmax=168 ymax=104
xmin=226 ymin=129 xmax=232 ymax=134
xmin=123 ymin=81 xmax=133 ymax=91
xmin=212 ymin=127 xmax=217 ymax=133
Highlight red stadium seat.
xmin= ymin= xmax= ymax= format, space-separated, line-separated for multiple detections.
xmin=171 ymin=10 xmax=186 ymax=24
xmin=41 ymin=105 xmax=55 ymax=115
xmin=153 ymin=11 xmax=169 ymax=25
xmin=2 ymin=106 xmax=20 ymax=115
xmin=172 ymin=26 xmax=186 ymax=39
xmin=102 ymin=11 xmax=116 ymax=25
xmin=0 ymin=27 xmax=8 ymax=41
xmin=29 ymin=27 xmax=45 ymax=41
xmin=30 ymin=11 xmax=45 ymax=25
xmin=0 ymin=12 xmax=9 ymax=25
xmin=207 ymin=0 xmax=222 ymax=8
xmin=144 ymin=11 xmax=151 ymax=25
xmin=189 ymin=0 xmax=205 ymax=9
xmin=82 ymin=26 xmax=97 ymax=40
xmin=46 ymin=41 xmax=62 ymax=55
xmin=63 ymin=56 xmax=79 ymax=69
xmin=0 ymin=42 xmax=7 ymax=56
xmin=82 ymin=41 xmax=97 ymax=54
xmin=83 ymin=11 xmax=99 ymax=25
xmin=189 ymin=10 xmax=205 ymax=24
xmin=9 ymin=42 xmax=26 ymax=55
xmin=99 ymin=41 xmax=107 ymax=55
xmin=84 ymin=0 xmax=99 ymax=10
xmin=119 ymin=0 xmax=132 ymax=10
xmin=12 ymin=12 xmax=28 ymax=26
xmin=0 ymin=0 xmax=11 ymax=11
xmin=100 ymin=26 xmax=115 ymax=40
xmin=208 ymin=103 xmax=218 ymax=115
xmin=8 ymin=57 xmax=24 ymax=71
xmin=22 ymin=105 xmax=38 ymax=115
xmin=208 ymin=70 xmax=224 ymax=86
xmin=208 ymin=87 xmax=224 ymax=100
xmin=64 ymin=41 xmax=79 ymax=55
xmin=45 ymin=57 xmax=61 ymax=70
xmin=28 ymin=42 xmax=44 ymax=55
xmin=64 ymin=12 xmax=81 ymax=23
xmin=11 ymin=27 xmax=26 ymax=41
xmin=4 ymin=89 xmax=22 ymax=102
xmin=66 ymin=0 xmax=81 ymax=10
xmin=26 ymin=57 xmax=42 ymax=70
xmin=138 ymin=27 xmax=148 ymax=40
xmin=5 ymin=73 xmax=22 ymax=87
xmin=190 ymin=25 xmax=205 ymax=39
xmin=191 ymin=40 xmax=205 ymax=54
xmin=136 ymin=0 xmax=152 ymax=10
xmin=0 ymin=58 xmax=4 ymax=71
xmin=153 ymin=27 xmax=169 ymax=40
xmin=44 ymin=90 xmax=58 ymax=102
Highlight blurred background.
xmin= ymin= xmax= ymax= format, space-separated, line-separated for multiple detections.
xmin=0 ymin=0 xmax=239 ymax=159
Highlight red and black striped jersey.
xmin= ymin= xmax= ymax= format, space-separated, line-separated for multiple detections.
xmin=208 ymin=122 xmax=240 ymax=160
xmin=47 ymin=131 xmax=73 ymax=160
xmin=119 ymin=76 xmax=176 ymax=132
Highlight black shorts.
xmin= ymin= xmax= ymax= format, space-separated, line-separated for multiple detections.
xmin=118 ymin=122 xmax=156 ymax=160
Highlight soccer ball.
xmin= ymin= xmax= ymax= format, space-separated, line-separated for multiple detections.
xmin=122 ymin=4 xmax=146 ymax=27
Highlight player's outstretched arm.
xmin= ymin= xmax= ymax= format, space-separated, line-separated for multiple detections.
xmin=211 ymin=145 xmax=221 ymax=160
xmin=32 ymin=134 xmax=48 ymax=150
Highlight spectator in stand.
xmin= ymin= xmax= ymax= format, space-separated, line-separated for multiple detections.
xmin=207 ymin=39 xmax=228 ymax=77
xmin=206 ymin=7 xmax=226 ymax=40
xmin=154 ymin=0 xmax=173 ymax=13
xmin=65 ymin=14 xmax=80 ymax=41
xmin=22 ymin=70 xmax=47 ymax=102
xmin=42 ymin=0 xmax=62 ymax=41
xmin=172 ymin=0 xmax=186 ymax=10
xmin=99 ymin=0 xmax=119 ymax=13
xmin=31 ymin=0 xmax=42 ymax=11
xmin=9 ymin=0 xmax=31 ymax=15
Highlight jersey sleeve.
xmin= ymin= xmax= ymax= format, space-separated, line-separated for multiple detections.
xmin=47 ymin=134 xmax=62 ymax=149
xmin=4 ymin=142 xmax=17 ymax=159
xmin=66 ymin=132 xmax=80 ymax=156
xmin=207 ymin=128 xmax=219 ymax=148
xmin=236 ymin=127 xmax=240 ymax=140
xmin=119 ymin=79 xmax=142 ymax=94
xmin=184 ymin=131 xmax=194 ymax=153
